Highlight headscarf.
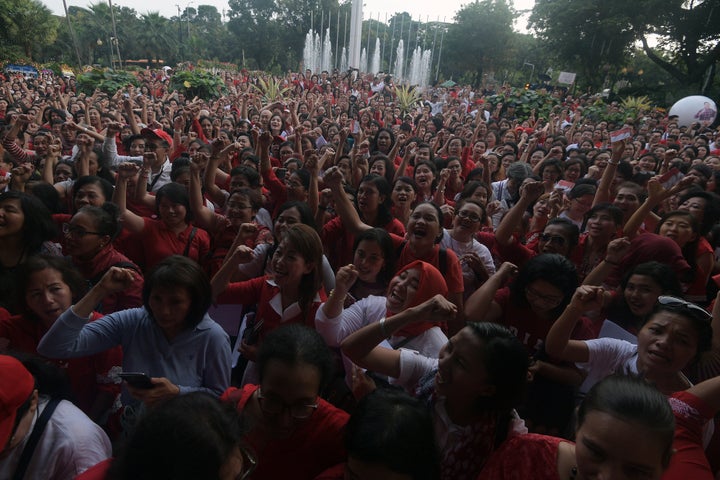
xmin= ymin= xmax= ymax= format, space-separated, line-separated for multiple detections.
xmin=390 ymin=260 xmax=449 ymax=337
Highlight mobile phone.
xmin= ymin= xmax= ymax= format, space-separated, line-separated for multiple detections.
xmin=119 ymin=372 xmax=155 ymax=389
xmin=275 ymin=168 xmax=287 ymax=180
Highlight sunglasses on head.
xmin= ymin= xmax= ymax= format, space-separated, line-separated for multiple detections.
xmin=656 ymin=296 xmax=711 ymax=322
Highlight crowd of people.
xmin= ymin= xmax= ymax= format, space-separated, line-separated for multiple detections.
xmin=0 ymin=65 xmax=720 ymax=479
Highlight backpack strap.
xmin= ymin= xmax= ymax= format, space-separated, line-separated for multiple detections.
xmin=182 ymin=227 xmax=198 ymax=257
xmin=12 ymin=398 xmax=62 ymax=480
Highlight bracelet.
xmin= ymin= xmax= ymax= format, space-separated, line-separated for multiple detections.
xmin=379 ymin=317 xmax=390 ymax=338
xmin=604 ymin=258 xmax=621 ymax=266
xmin=328 ymin=289 xmax=346 ymax=299
xmin=608 ymin=160 xmax=619 ymax=166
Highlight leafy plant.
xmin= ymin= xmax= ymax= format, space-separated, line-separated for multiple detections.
xmin=395 ymin=85 xmax=422 ymax=115
xmin=76 ymin=69 xmax=138 ymax=95
xmin=170 ymin=70 xmax=227 ymax=99
xmin=251 ymin=76 xmax=291 ymax=103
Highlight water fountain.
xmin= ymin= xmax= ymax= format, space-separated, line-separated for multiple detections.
xmin=359 ymin=47 xmax=367 ymax=73
xmin=407 ymin=46 xmax=432 ymax=87
xmin=393 ymin=40 xmax=404 ymax=81
xmin=303 ymin=29 xmax=323 ymax=73
xmin=340 ymin=47 xmax=348 ymax=72
xmin=321 ymin=27 xmax=333 ymax=72
xmin=370 ymin=38 xmax=380 ymax=74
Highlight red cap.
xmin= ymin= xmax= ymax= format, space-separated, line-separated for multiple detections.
xmin=141 ymin=128 xmax=173 ymax=149
xmin=0 ymin=356 xmax=35 ymax=451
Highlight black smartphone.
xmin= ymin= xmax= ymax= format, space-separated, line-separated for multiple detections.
xmin=119 ymin=372 xmax=155 ymax=389
xmin=275 ymin=168 xmax=287 ymax=180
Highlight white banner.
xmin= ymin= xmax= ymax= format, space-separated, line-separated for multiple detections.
xmin=558 ymin=71 xmax=577 ymax=84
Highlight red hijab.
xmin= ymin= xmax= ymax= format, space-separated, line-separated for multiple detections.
xmin=390 ymin=260 xmax=449 ymax=337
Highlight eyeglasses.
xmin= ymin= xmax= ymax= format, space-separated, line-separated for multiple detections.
xmin=62 ymin=223 xmax=104 ymax=238
xmin=237 ymin=445 xmax=257 ymax=480
xmin=525 ymin=285 xmax=564 ymax=307
xmin=457 ymin=210 xmax=481 ymax=222
xmin=538 ymin=233 xmax=567 ymax=246
xmin=657 ymin=296 xmax=711 ymax=322
xmin=256 ymin=387 xmax=318 ymax=419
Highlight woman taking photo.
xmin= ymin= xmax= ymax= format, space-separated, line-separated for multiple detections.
xmin=38 ymin=256 xmax=231 ymax=411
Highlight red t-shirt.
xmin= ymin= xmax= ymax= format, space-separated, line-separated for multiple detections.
xmin=321 ymin=216 xmax=406 ymax=272
xmin=140 ymin=218 xmax=211 ymax=271
xmin=221 ymin=384 xmax=348 ymax=480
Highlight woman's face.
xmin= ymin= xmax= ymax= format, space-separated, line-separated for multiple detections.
xmin=391 ymin=180 xmax=416 ymax=208
xmin=256 ymin=359 xmax=321 ymax=438
xmin=149 ymin=286 xmax=192 ymax=338
xmin=532 ymin=197 xmax=550 ymax=218
xmin=407 ymin=204 xmax=441 ymax=249
xmin=274 ymin=207 xmax=301 ymax=240
xmin=385 ymin=267 xmax=421 ymax=313
xmin=0 ymin=198 xmax=25 ymax=238
xmin=448 ymin=139 xmax=463 ymax=156
xmin=158 ymin=197 xmax=187 ymax=228
xmin=376 ymin=131 xmax=392 ymax=152
xmin=623 ymin=274 xmax=663 ymax=318
xmin=54 ymin=163 xmax=73 ymax=183
xmin=473 ymin=141 xmax=487 ymax=158
xmin=63 ymin=211 xmax=108 ymax=260
xmin=25 ymin=268 xmax=73 ymax=325
xmin=541 ymin=165 xmax=561 ymax=185
xmin=575 ymin=411 xmax=668 ymax=480
xmin=447 ymin=159 xmax=462 ymax=179
xmin=201 ymin=120 xmax=213 ymax=138
xmin=88 ymin=108 xmax=100 ymax=124
xmin=356 ymin=181 xmax=384 ymax=215
xmin=613 ymin=188 xmax=641 ymax=220
xmin=569 ymin=194 xmax=594 ymax=217
xmin=586 ymin=209 xmax=618 ymax=240
xmin=414 ymin=165 xmax=434 ymax=191
xmin=338 ymin=158 xmax=352 ymax=182
xmin=435 ymin=327 xmax=493 ymax=401
xmin=470 ymin=186 xmax=489 ymax=207
xmin=658 ymin=214 xmax=697 ymax=248
xmin=225 ymin=193 xmax=255 ymax=227
xmin=369 ymin=160 xmax=386 ymax=178
xmin=353 ymin=239 xmax=386 ymax=283
xmin=73 ymin=184 xmax=106 ymax=211
xmin=524 ymin=279 xmax=564 ymax=316
xmin=87 ymin=152 xmax=100 ymax=176
xmin=678 ymin=196 xmax=706 ymax=223
xmin=270 ymin=115 xmax=283 ymax=132
xmin=285 ymin=173 xmax=307 ymax=201
xmin=271 ymin=238 xmax=314 ymax=289
xmin=637 ymin=310 xmax=700 ymax=376
xmin=453 ymin=202 xmax=483 ymax=236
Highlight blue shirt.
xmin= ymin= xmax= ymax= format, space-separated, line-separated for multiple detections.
xmin=38 ymin=307 xmax=231 ymax=405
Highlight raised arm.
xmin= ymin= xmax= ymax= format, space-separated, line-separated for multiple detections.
xmin=341 ymin=294 xmax=457 ymax=378
xmin=495 ymin=180 xmax=544 ymax=246
xmin=593 ymin=141 xmax=624 ymax=206
xmin=113 ymin=163 xmax=147 ymax=233
xmin=189 ymin=154 xmax=215 ymax=229
xmin=324 ymin=166 xmax=371 ymax=234
xmin=545 ymin=285 xmax=609 ymax=362
xmin=210 ymin=244 xmax=255 ymax=301
xmin=464 ymin=262 xmax=516 ymax=322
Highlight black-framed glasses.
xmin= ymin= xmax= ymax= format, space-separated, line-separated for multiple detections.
xmin=62 ymin=223 xmax=103 ymax=238
xmin=457 ymin=210 xmax=481 ymax=222
xmin=256 ymin=387 xmax=318 ymax=419
xmin=657 ymin=296 xmax=711 ymax=322
xmin=538 ymin=233 xmax=567 ymax=246
xmin=237 ymin=445 xmax=257 ymax=480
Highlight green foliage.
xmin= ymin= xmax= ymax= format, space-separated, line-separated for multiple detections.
xmin=170 ymin=70 xmax=226 ymax=99
xmin=394 ymin=85 xmax=422 ymax=115
xmin=76 ymin=69 xmax=138 ymax=95
xmin=484 ymin=88 xmax=562 ymax=118
xmin=251 ymin=76 xmax=291 ymax=103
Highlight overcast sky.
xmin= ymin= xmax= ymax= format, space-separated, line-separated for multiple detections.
xmin=43 ymin=0 xmax=536 ymax=33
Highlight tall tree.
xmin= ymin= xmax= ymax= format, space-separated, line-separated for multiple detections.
xmin=530 ymin=0 xmax=720 ymax=92
xmin=442 ymin=0 xmax=516 ymax=86
xmin=0 ymin=0 xmax=58 ymax=60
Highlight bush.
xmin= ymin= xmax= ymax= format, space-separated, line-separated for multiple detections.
xmin=76 ymin=69 xmax=138 ymax=95
xmin=170 ymin=70 xmax=226 ymax=99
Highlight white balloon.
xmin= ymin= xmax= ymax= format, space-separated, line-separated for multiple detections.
xmin=669 ymin=95 xmax=717 ymax=127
